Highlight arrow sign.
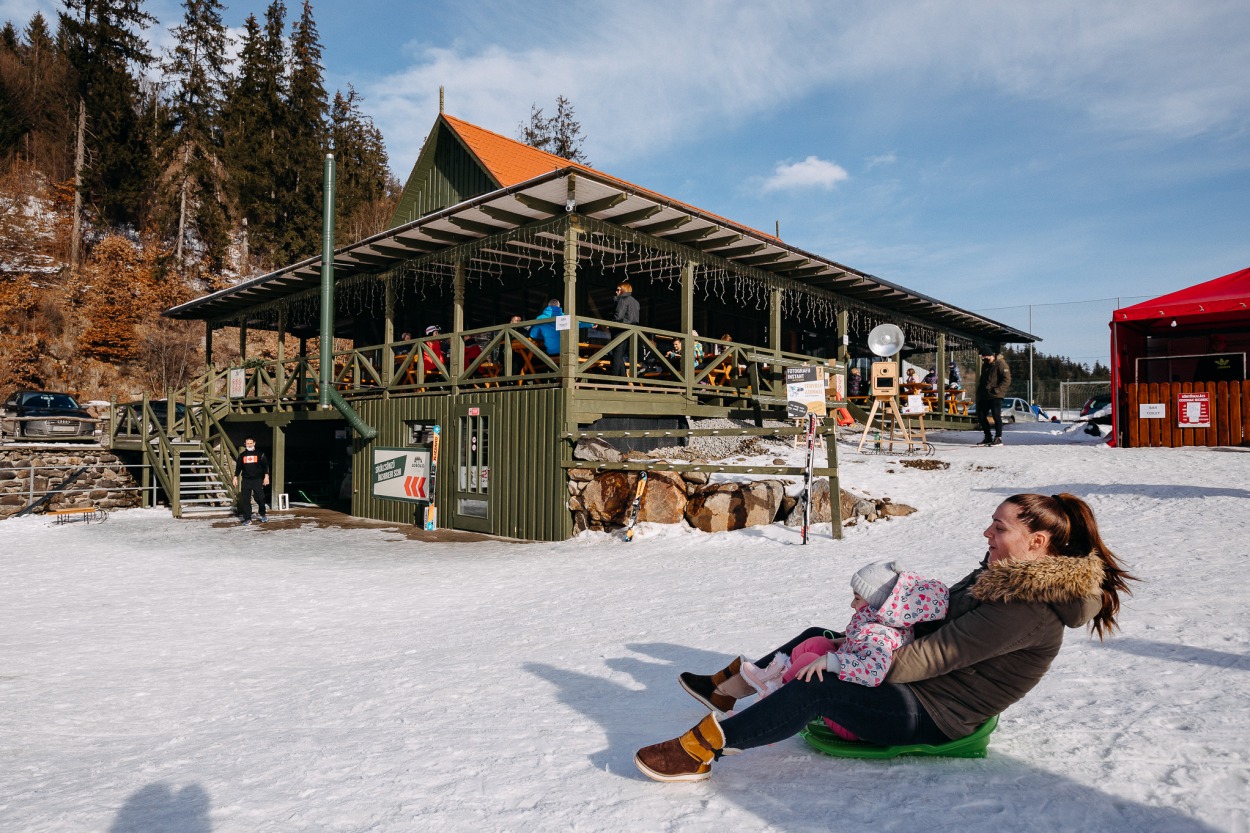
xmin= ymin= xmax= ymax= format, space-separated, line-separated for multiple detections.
xmin=372 ymin=447 xmax=432 ymax=504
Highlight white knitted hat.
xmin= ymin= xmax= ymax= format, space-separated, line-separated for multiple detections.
xmin=850 ymin=559 xmax=905 ymax=610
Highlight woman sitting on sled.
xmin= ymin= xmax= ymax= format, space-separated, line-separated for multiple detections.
xmin=635 ymin=492 xmax=1138 ymax=781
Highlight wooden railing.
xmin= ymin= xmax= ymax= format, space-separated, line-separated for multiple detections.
xmin=141 ymin=318 xmax=847 ymax=415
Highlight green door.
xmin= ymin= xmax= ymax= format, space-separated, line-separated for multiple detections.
xmin=451 ymin=407 xmax=491 ymax=533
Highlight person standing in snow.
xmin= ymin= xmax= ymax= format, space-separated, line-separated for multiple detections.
xmin=636 ymin=492 xmax=1137 ymax=782
xmin=233 ymin=436 xmax=270 ymax=526
xmin=737 ymin=560 xmax=949 ymax=742
xmin=975 ymin=344 xmax=1012 ymax=446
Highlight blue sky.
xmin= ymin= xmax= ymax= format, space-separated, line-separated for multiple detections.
xmin=7 ymin=0 xmax=1249 ymax=367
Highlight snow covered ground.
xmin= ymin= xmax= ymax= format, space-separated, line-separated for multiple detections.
xmin=2 ymin=422 xmax=1247 ymax=832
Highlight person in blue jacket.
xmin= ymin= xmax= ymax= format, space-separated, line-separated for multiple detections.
xmin=528 ymin=299 xmax=593 ymax=356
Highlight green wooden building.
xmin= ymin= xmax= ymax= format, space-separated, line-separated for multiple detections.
xmin=128 ymin=112 xmax=1033 ymax=540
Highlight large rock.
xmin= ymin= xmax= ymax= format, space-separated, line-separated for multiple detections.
xmin=638 ymin=471 xmax=686 ymax=524
xmin=784 ymin=478 xmax=833 ymax=526
xmin=581 ymin=471 xmax=639 ymax=525
xmin=573 ymin=438 xmax=622 ymax=463
xmin=684 ymin=480 xmax=786 ymax=533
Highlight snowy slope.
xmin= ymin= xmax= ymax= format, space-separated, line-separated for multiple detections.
xmin=1 ymin=422 xmax=1247 ymax=833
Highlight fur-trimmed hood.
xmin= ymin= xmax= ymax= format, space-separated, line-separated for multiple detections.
xmin=970 ymin=554 xmax=1105 ymax=627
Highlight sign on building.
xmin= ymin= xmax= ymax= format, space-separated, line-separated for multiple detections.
xmin=372 ymin=447 xmax=433 ymax=503
xmin=228 ymin=368 xmax=246 ymax=399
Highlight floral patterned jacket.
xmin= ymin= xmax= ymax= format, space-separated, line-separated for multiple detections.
xmin=828 ymin=571 xmax=950 ymax=687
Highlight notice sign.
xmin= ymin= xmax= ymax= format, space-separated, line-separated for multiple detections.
xmin=228 ymin=368 xmax=246 ymax=399
xmin=900 ymin=394 xmax=927 ymax=415
xmin=372 ymin=447 xmax=433 ymax=503
xmin=1139 ymin=403 xmax=1166 ymax=419
xmin=785 ymin=365 xmax=827 ymax=419
xmin=1177 ymin=392 xmax=1211 ymax=428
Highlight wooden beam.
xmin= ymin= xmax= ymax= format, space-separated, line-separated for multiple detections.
xmin=606 ymin=205 xmax=662 ymax=225
xmin=715 ymin=243 xmax=766 ymax=258
xmin=635 ymin=215 xmax=692 ymax=235
xmin=736 ymin=251 xmax=787 ymax=266
xmin=419 ymin=226 xmax=475 ymax=244
xmin=448 ymin=216 xmax=509 ymax=235
xmin=513 ymin=193 xmax=565 ymax=216
xmin=576 ymin=192 xmax=628 ymax=214
xmin=666 ymin=225 xmax=716 ymax=244
xmin=479 ymin=204 xmax=538 ymax=225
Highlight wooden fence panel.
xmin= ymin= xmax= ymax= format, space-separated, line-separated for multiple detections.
xmin=1176 ymin=383 xmax=1191 ymax=447
xmin=1148 ymin=383 xmax=1162 ymax=447
xmin=1216 ymin=382 xmax=1230 ymax=446
xmin=1127 ymin=383 xmax=1140 ymax=447
xmin=1236 ymin=380 xmax=1247 ymax=445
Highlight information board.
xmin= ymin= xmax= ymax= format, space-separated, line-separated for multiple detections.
xmin=372 ymin=447 xmax=433 ymax=503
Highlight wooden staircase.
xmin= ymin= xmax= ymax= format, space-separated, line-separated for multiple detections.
xmin=173 ymin=442 xmax=235 ymax=516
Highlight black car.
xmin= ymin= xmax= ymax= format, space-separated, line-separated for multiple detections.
xmin=0 ymin=390 xmax=99 ymax=441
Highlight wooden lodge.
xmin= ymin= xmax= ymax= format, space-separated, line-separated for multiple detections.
xmin=115 ymin=113 xmax=1035 ymax=540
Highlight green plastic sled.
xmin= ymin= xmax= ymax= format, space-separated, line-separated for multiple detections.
xmin=801 ymin=714 xmax=999 ymax=759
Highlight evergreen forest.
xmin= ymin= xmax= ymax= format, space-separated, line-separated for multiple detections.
xmin=0 ymin=0 xmax=398 ymax=401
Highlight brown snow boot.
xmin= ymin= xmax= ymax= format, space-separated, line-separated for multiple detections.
xmin=635 ymin=713 xmax=726 ymax=782
xmin=679 ymin=656 xmax=747 ymax=712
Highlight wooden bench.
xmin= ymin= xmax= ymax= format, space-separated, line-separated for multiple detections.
xmin=48 ymin=506 xmax=109 ymax=525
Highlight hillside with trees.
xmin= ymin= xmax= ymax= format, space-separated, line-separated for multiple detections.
xmin=0 ymin=0 xmax=399 ymax=403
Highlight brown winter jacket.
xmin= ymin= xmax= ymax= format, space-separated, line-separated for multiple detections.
xmin=884 ymin=554 xmax=1105 ymax=740
xmin=975 ymin=355 xmax=1012 ymax=400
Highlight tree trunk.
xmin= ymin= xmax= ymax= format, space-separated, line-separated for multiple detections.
xmin=71 ymin=98 xmax=86 ymax=272
xmin=176 ymin=143 xmax=190 ymax=263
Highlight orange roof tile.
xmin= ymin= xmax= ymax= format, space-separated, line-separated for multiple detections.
xmin=441 ymin=114 xmax=778 ymax=242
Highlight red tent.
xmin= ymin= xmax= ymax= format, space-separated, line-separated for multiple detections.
xmin=1110 ymin=266 xmax=1250 ymax=446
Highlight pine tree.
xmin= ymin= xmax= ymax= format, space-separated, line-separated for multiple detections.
xmin=518 ymin=95 xmax=589 ymax=164
xmin=279 ymin=0 xmax=328 ymax=263
xmin=159 ymin=0 xmax=230 ymax=272
xmin=59 ymin=0 xmax=157 ymax=267
xmin=0 ymin=14 xmax=75 ymax=178
xmin=221 ymin=4 xmax=287 ymax=271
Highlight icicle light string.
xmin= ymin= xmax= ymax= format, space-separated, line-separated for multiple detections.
xmin=217 ymin=214 xmax=983 ymax=352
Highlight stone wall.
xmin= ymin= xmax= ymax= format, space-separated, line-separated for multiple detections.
xmin=0 ymin=448 xmax=143 ymax=518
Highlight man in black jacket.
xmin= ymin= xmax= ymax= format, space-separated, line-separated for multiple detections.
xmin=233 ymin=436 xmax=270 ymax=524
xmin=611 ymin=282 xmax=641 ymax=377
xmin=975 ymin=346 xmax=1012 ymax=446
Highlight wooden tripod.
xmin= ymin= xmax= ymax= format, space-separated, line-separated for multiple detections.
xmin=856 ymin=394 xmax=918 ymax=453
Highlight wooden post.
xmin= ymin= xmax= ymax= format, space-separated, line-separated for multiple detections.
xmin=836 ymin=309 xmax=849 ymax=362
xmin=276 ymin=309 xmax=286 ymax=399
xmin=560 ymin=216 xmax=580 ymax=388
xmin=238 ymin=319 xmax=247 ymax=361
xmin=271 ymin=422 xmax=286 ymax=502
xmin=769 ymin=287 xmax=782 ymax=356
xmin=205 ymin=322 xmax=214 ymax=369
xmin=451 ymin=258 xmax=465 ymax=395
xmin=682 ymin=260 xmax=695 ymax=399
xmin=936 ymin=333 xmax=947 ymax=422
xmin=384 ymin=276 xmax=396 ymax=385
xmin=826 ymin=423 xmax=842 ymax=540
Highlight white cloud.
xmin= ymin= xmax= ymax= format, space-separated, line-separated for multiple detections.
xmin=866 ymin=153 xmax=897 ymax=170
xmin=761 ymin=156 xmax=849 ymax=192
xmin=366 ymin=0 xmax=1250 ymax=170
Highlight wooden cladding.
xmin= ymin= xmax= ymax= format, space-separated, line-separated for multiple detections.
xmin=1124 ymin=381 xmax=1249 ymax=448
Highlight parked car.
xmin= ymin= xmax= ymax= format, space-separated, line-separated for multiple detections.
xmin=0 ymin=390 xmax=99 ymax=441
xmin=969 ymin=397 xmax=1046 ymax=423
xmin=1081 ymin=393 xmax=1112 ymax=418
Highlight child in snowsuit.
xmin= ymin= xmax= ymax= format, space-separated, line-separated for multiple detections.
xmin=740 ymin=559 xmax=949 ymax=739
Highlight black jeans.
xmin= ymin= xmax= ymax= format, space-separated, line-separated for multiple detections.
xmin=719 ymin=627 xmax=950 ymax=750
xmin=238 ymin=478 xmax=266 ymax=520
xmin=976 ymin=396 xmax=1003 ymax=439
